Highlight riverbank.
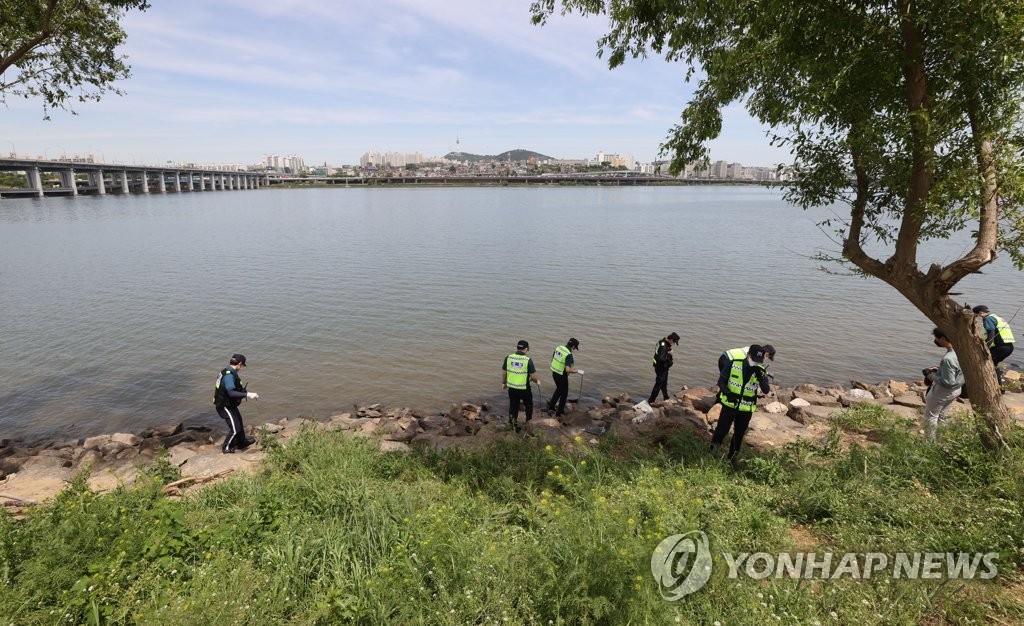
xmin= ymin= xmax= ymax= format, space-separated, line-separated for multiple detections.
xmin=1 ymin=379 xmax=1022 ymax=624
xmin=3 ymin=373 xmax=1023 ymax=513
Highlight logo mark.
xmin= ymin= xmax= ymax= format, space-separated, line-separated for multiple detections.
xmin=651 ymin=531 xmax=712 ymax=600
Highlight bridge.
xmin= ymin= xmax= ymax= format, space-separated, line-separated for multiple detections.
xmin=0 ymin=158 xmax=267 ymax=199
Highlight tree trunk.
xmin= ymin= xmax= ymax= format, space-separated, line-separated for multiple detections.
xmin=933 ymin=303 xmax=1011 ymax=450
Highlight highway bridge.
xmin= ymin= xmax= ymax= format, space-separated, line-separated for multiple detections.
xmin=0 ymin=158 xmax=267 ymax=198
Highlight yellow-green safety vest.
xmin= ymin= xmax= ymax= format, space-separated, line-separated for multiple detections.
xmin=724 ymin=347 xmax=748 ymax=361
xmin=989 ymin=314 xmax=1016 ymax=348
xmin=551 ymin=345 xmax=571 ymax=374
xmin=505 ymin=353 xmax=530 ymax=390
xmin=718 ymin=359 xmax=763 ymax=413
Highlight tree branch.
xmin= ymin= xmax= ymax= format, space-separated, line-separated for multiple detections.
xmin=0 ymin=0 xmax=60 ymax=75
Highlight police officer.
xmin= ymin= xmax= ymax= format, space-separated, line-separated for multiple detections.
xmin=547 ymin=337 xmax=583 ymax=417
xmin=712 ymin=344 xmax=771 ymax=462
xmin=647 ymin=332 xmax=680 ymax=404
xmin=972 ymin=305 xmax=1016 ymax=387
xmin=214 ymin=353 xmax=259 ymax=453
xmin=717 ymin=344 xmax=776 ymax=373
xmin=502 ymin=340 xmax=540 ymax=432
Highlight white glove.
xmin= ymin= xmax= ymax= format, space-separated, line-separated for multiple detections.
xmin=576 ymin=370 xmax=584 ymax=375
xmin=534 ymin=379 xmax=541 ymax=386
xmin=246 ymin=392 xmax=259 ymax=400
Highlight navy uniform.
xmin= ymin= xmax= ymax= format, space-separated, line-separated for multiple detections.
xmin=647 ymin=332 xmax=680 ymax=404
xmin=214 ymin=353 xmax=257 ymax=453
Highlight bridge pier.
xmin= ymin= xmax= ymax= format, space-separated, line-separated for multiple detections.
xmin=174 ymin=171 xmax=181 ymax=192
xmin=27 ymin=167 xmax=44 ymax=197
xmin=187 ymin=172 xmax=194 ymax=191
xmin=199 ymin=173 xmax=206 ymax=191
xmin=158 ymin=171 xmax=167 ymax=193
xmin=119 ymin=170 xmax=130 ymax=194
xmin=91 ymin=170 xmax=106 ymax=195
xmin=59 ymin=169 xmax=78 ymax=195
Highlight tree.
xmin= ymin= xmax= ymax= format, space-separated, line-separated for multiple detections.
xmin=0 ymin=0 xmax=150 ymax=117
xmin=532 ymin=0 xmax=1024 ymax=448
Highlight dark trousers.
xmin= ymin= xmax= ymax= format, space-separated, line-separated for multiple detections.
xmin=216 ymin=404 xmax=247 ymax=452
xmin=991 ymin=344 xmax=1014 ymax=385
xmin=648 ymin=364 xmax=670 ymax=403
xmin=508 ymin=387 xmax=533 ymax=423
xmin=711 ymin=405 xmax=753 ymax=458
xmin=548 ymin=371 xmax=570 ymax=415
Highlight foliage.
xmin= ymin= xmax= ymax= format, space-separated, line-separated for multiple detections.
xmin=0 ymin=412 xmax=1022 ymax=624
xmin=530 ymin=0 xmax=1024 ymax=444
xmin=0 ymin=0 xmax=150 ymax=117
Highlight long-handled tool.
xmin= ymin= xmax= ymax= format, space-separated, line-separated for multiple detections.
xmin=534 ymin=380 xmax=545 ymax=409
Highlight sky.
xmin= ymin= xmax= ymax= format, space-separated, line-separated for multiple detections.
xmin=3 ymin=0 xmax=791 ymax=167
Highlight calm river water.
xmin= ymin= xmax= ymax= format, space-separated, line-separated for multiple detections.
xmin=1 ymin=186 xmax=1022 ymax=439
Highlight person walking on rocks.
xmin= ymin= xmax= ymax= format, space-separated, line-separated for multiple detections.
xmin=718 ymin=344 xmax=776 ymax=373
xmin=647 ymin=332 xmax=680 ymax=404
xmin=503 ymin=340 xmax=540 ymax=432
xmin=214 ymin=353 xmax=259 ymax=453
xmin=972 ymin=305 xmax=1015 ymax=387
xmin=712 ymin=344 xmax=771 ymax=463
xmin=547 ymin=338 xmax=582 ymax=418
xmin=922 ymin=328 xmax=964 ymax=440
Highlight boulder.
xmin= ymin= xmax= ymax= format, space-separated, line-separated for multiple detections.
xmin=789 ymin=404 xmax=840 ymax=425
xmin=763 ymin=401 xmax=788 ymax=414
xmin=379 ymin=441 xmax=411 ymax=454
xmin=793 ymin=390 xmax=842 ymax=407
xmin=888 ymin=380 xmax=910 ymax=395
xmin=789 ymin=398 xmax=811 ymax=409
xmin=83 ymin=435 xmax=111 ymax=451
xmin=110 ymin=433 xmax=142 ymax=447
xmin=893 ymin=394 xmax=925 ymax=408
xmin=706 ymin=403 xmax=722 ymax=425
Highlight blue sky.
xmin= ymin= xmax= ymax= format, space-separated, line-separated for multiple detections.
xmin=3 ymin=0 xmax=790 ymax=167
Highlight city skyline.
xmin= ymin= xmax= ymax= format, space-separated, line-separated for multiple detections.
xmin=3 ymin=1 xmax=792 ymax=167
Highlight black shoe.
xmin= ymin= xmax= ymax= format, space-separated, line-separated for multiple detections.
xmin=237 ymin=438 xmax=256 ymax=450
xmin=223 ymin=448 xmax=236 ymax=454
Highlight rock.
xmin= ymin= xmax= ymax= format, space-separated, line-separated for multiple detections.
xmin=795 ymin=384 xmax=821 ymax=394
xmin=380 ymin=441 xmax=411 ymax=453
xmin=259 ymin=422 xmax=284 ymax=434
xmin=789 ymin=404 xmax=840 ymax=425
xmin=763 ymin=401 xmax=788 ymax=414
xmin=789 ymin=398 xmax=811 ymax=408
xmin=83 ymin=435 xmax=111 ymax=451
xmin=330 ymin=415 xmax=369 ymax=431
xmin=115 ymin=448 xmax=139 ymax=461
xmin=793 ymin=390 xmax=842 ymax=407
xmin=168 ymin=446 xmax=198 ymax=467
xmin=839 ymin=389 xmax=879 ymax=407
xmin=888 ymin=380 xmax=910 ymax=395
xmin=706 ymin=403 xmax=722 ymax=425
xmin=417 ymin=413 xmax=448 ymax=431
xmin=100 ymin=441 xmax=129 ymax=456
xmin=851 ymin=380 xmax=871 ymax=390
xmin=893 ymin=394 xmax=925 ymax=408
xmin=110 ymin=433 xmax=142 ymax=447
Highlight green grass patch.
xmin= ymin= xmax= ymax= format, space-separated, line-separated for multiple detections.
xmin=1 ymin=409 xmax=1022 ymax=624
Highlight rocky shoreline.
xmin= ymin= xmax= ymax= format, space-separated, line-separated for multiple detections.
xmin=3 ymin=373 xmax=1023 ymax=515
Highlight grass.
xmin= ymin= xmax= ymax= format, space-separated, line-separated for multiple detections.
xmin=0 ymin=408 xmax=1022 ymax=624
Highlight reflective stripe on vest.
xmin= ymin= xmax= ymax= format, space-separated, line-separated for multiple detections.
xmin=717 ymin=359 xmax=761 ymax=412
xmin=551 ymin=345 xmax=571 ymax=374
xmin=506 ymin=353 xmax=530 ymax=390
xmin=652 ymin=340 xmax=667 ymax=366
xmin=990 ymin=314 xmax=1016 ymax=347
xmin=724 ymin=347 xmax=749 ymax=361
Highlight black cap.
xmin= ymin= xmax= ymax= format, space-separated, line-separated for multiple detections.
xmin=748 ymin=344 xmax=766 ymax=363
xmin=972 ymin=305 xmax=989 ymax=314
xmin=764 ymin=344 xmax=776 ymax=360
xmin=567 ymin=337 xmax=580 ymax=350
xmin=230 ymin=353 xmax=247 ymax=365
xmin=517 ymin=340 xmax=529 ymax=350
xmin=668 ymin=332 xmax=680 ymax=344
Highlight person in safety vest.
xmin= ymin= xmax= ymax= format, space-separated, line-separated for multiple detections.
xmin=717 ymin=344 xmax=776 ymax=374
xmin=502 ymin=340 xmax=540 ymax=433
xmin=712 ymin=344 xmax=771 ymax=463
xmin=214 ymin=353 xmax=259 ymax=453
xmin=647 ymin=332 xmax=680 ymax=404
xmin=546 ymin=337 xmax=583 ymax=418
xmin=972 ymin=305 xmax=1015 ymax=388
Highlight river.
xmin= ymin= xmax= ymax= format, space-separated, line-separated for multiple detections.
xmin=1 ymin=186 xmax=1021 ymax=439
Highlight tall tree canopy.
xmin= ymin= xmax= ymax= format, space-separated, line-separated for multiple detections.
xmin=0 ymin=0 xmax=150 ymax=117
xmin=532 ymin=0 xmax=1024 ymax=447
